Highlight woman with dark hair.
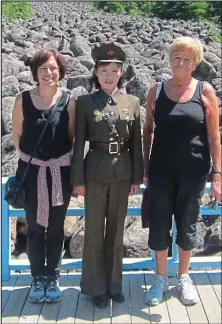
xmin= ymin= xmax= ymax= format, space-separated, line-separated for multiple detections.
xmin=12 ymin=48 xmax=76 ymax=303
xmin=70 ymin=41 xmax=143 ymax=308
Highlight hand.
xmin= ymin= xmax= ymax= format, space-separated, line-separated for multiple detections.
xmin=209 ymin=179 xmax=221 ymax=209
xmin=129 ymin=184 xmax=140 ymax=195
xmin=143 ymin=176 xmax=148 ymax=187
xmin=72 ymin=186 xmax=85 ymax=197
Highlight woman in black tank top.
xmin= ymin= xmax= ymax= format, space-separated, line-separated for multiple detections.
xmin=143 ymin=37 xmax=221 ymax=306
xmin=12 ymin=48 xmax=76 ymax=303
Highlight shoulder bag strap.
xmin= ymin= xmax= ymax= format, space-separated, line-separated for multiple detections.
xmin=91 ymin=91 xmax=122 ymax=144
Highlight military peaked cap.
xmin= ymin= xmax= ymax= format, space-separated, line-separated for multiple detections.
xmin=91 ymin=41 xmax=126 ymax=64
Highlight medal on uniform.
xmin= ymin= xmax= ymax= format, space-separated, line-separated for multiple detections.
xmin=123 ymin=108 xmax=129 ymax=114
xmin=94 ymin=109 xmax=100 ymax=116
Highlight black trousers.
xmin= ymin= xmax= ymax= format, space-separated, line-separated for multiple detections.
xmin=20 ymin=164 xmax=72 ymax=279
xmin=148 ymin=172 xmax=207 ymax=251
xmin=80 ymin=179 xmax=131 ymax=296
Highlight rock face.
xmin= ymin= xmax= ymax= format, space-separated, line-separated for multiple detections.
xmin=2 ymin=1 xmax=221 ymax=259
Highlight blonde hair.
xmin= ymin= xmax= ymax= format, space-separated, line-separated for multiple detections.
xmin=169 ymin=37 xmax=204 ymax=65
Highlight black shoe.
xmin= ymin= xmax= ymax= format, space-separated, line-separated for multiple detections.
xmin=94 ymin=295 xmax=109 ymax=308
xmin=109 ymin=292 xmax=125 ymax=303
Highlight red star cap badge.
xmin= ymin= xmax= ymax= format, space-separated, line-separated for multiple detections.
xmin=107 ymin=50 xmax=114 ymax=56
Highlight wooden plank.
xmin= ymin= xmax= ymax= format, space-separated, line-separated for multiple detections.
xmin=18 ymin=274 xmax=73 ymax=323
xmin=192 ymin=272 xmax=222 ymax=323
xmin=165 ymin=276 xmax=190 ymax=324
xmin=130 ymin=271 xmax=150 ymax=323
xmin=184 ymin=273 xmax=208 ymax=324
xmin=144 ymin=272 xmax=170 ymax=324
xmin=207 ymin=271 xmax=221 ymax=305
xmin=38 ymin=275 xmax=67 ymax=323
xmin=18 ymin=296 xmax=43 ymax=324
xmin=57 ymin=274 xmax=81 ymax=324
xmin=2 ymin=274 xmax=32 ymax=324
xmin=1 ymin=274 xmax=19 ymax=312
xmin=93 ymin=296 xmax=111 ymax=323
xmin=112 ymin=272 xmax=131 ymax=323
xmin=74 ymin=283 xmax=94 ymax=324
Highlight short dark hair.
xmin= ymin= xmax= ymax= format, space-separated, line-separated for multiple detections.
xmin=24 ymin=48 xmax=67 ymax=82
xmin=90 ymin=62 xmax=125 ymax=89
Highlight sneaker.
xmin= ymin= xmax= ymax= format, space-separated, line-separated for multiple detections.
xmin=177 ymin=274 xmax=199 ymax=305
xmin=145 ymin=274 xmax=169 ymax=306
xmin=45 ymin=276 xmax=62 ymax=303
xmin=28 ymin=276 xmax=45 ymax=303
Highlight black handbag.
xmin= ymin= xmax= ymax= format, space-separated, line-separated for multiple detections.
xmin=4 ymin=91 xmax=63 ymax=209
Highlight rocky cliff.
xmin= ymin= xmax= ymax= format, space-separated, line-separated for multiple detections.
xmin=2 ymin=2 xmax=221 ymax=259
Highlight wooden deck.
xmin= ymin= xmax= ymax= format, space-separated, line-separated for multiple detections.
xmin=2 ymin=270 xmax=221 ymax=324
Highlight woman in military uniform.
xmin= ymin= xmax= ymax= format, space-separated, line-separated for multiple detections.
xmin=70 ymin=41 xmax=143 ymax=308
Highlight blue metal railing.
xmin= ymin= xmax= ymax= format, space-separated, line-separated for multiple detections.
xmin=2 ymin=177 xmax=221 ymax=280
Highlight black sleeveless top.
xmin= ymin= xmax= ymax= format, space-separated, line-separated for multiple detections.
xmin=149 ymin=81 xmax=210 ymax=177
xmin=19 ymin=90 xmax=72 ymax=160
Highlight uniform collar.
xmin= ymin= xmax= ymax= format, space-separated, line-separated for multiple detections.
xmin=98 ymin=88 xmax=121 ymax=105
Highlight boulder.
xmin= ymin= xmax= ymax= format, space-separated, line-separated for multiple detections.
xmin=126 ymin=75 xmax=151 ymax=105
xmin=2 ymin=155 xmax=18 ymax=177
xmin=192 ymin=59 xmax=216 ymax=83
xmin=2 ymin=134 xmax=16 ymax=164
xmin=64 ymin=56 xmax=89 ymax=76
xmin=2 ymin=76 xmax=20 ymax=98
xmin=17 ymin=71 xmax=33 ymax=84
xmin=67 ymin=75 xmax=92 ymax=93
xmin=70 ymin=86 xmax=89 ymax=98
xmin=70 ymin=35 xmax=91 ymax=57
xmin=2 ymin=97 xmax=16 ymax=135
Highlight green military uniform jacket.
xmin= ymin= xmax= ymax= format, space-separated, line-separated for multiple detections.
xmin=70 ymin=88 xmax=143 ymax=185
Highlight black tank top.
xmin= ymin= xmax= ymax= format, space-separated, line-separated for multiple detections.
xmin=149 ymin=81 xmax=210 ymax=177
xmin=19 ymin=90 xmax=72 ymax=160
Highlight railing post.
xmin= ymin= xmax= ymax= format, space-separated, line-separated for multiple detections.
xmin=172 ymin=218 xmax=179 ymax=263
xmin=168 ymin=218 xmax=179 ymax=277
xmin=2 ymin=181 xmax=10 ymax=280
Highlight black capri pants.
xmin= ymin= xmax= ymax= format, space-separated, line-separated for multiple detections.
xmin=148 ymin=172 xmax=207 ymax=251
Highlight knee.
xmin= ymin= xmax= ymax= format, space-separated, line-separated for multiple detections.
xmin=148 ymin=229 xmax=172 ymax=251
xmin=176 ymin=225 xmax=197 ymax=250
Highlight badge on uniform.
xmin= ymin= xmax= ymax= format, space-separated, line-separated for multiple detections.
xmin=123 ymin=108 xmax=129 ymax=114
xmin=94 ymin=109 xmax=101 ymax=116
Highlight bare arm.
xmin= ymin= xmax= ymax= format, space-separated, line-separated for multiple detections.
xmin=67 ymin=95 xmax=76 ymax=144
xmin=202 ymin=82 xmax=221 ymax=202
xmin=143 ymin=83 xmax=157 ymax=179
xmin=12 ymin=93 xmax=23 ymax=153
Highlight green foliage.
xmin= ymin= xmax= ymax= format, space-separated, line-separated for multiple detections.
xmin=94 ymin=1 xmax=221 ymax=24
xmin=94 ymin=1 xmax=152 ymax=15
xmin=209 ymin=27 xmax=221 ymax=43
xmin=2 ymin=1 xmax=32 ymax=21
